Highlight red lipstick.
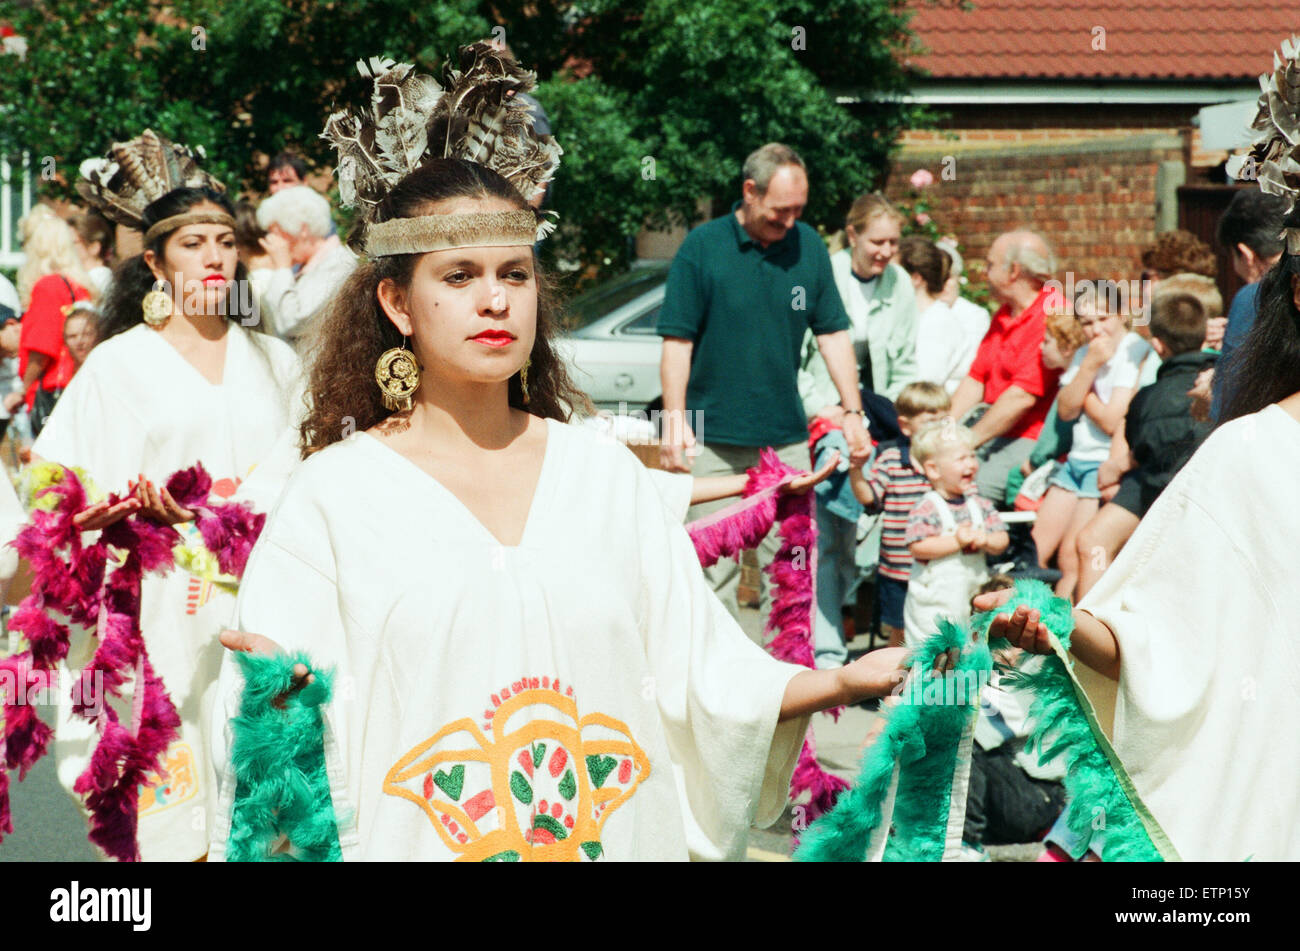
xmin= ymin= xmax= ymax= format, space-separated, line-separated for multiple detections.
xmin=471 ymin=329 xmax=515 ymax=348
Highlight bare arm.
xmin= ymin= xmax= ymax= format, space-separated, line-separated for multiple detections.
xmin=982 ymin=530 xmax=1010 ymax=555
xmin=1082 ymin=386 xmax=1134 ymax=437
xmin=814 ymin=330 xmax=869 ymax=461
xmin=689 ymin=452 xmax=840 ymax=505
xmin=1056 ymin=356 xmax=1102 ymax=422
xmin=20 ymin=352 xmax=49 ymax=391
xmin=848 ymin=465 xmax=876 ymax=507
xmin=970 ymin=385 xmax=1036 ymax=447
xmin=780 ymin=646 xmax=915 ymax=720
xmin=910 ymin=533 xmax=963 ymax=562
xmin=689 ymin=473 xmax=747 ymax=505
xmin=973 ymin=593 xmax=1121 ymax=681
xmin=949 ymin=375 xmax=983 ymax=422
xmin=659 ymin=336 xmax=695 ymax=472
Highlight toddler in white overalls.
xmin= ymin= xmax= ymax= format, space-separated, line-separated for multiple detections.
xmin=902 ymin=421 xmax=1010 ymax=651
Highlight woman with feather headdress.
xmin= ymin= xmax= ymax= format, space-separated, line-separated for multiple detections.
xmin=207 ymin=44 xmax=915 ymax=862
xmin=11 ymin=132 xmax=303 ymax=861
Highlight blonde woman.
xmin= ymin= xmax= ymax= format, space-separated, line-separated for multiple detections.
xmin=14 ymin=211 xmax=96 ymax=435
xmin=796 ymin=194 xmax=918 ymax=667
xmin=799 ymin=193 xmax=918 ymax=409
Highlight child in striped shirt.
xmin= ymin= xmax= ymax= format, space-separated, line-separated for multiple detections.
xmin=849 ymin=381 xmax=951 ymax=647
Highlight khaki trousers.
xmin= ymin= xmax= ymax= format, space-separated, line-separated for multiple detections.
xmin=685 ymin=440 xmax=811 ymax=646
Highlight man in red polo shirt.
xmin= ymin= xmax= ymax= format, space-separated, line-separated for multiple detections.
xmin=950 ymin=229 xmax=1062 ymax=503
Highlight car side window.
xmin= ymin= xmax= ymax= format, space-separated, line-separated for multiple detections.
xmin=621 ymin=306 xmax=661 ymax=336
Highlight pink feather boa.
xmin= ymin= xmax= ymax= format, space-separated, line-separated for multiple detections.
xmin=685 ymin=449 xmax=850 ymax=831
xmin=0 ymin=463 xmax=265 ymax=860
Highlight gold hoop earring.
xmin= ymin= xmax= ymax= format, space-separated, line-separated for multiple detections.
xmin=520 ymin=357 xmax=530 ymax=404
xmin=375 ymin=337 xmax=421 ymax=412
xmin=142 ymin=285 xmax=172 ymax=329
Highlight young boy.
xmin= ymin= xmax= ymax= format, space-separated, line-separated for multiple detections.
xmin=901 ymin=421 xmax=1009 ymax=651
xmin=849 ymin=382 xmax=950 ymax=648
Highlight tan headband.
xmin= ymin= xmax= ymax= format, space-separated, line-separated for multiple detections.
xmin=143 ymin=210 xmax=236 ymax=245
xmin=364 ymin=210 xmax=547 ymax=257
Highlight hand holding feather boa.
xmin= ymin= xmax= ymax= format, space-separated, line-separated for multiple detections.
xmin=686 ymin=448 xmax=851 ymax=834
xmin=0 ymin=462 xmax=265 ymax=860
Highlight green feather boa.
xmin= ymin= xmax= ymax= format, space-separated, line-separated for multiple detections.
xmin=797 ymin=580 xmax=1177 ymax=862
xmin=226 ymin=652 xmax=342 ymax=862
xmin=988 ymin=583 xmax=1177 ymax=861
xmin=796 ymin=617 xmax=989 ymax=862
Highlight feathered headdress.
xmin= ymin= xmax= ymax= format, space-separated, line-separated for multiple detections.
xmin=320 ymin=42 xmax=562 ymax=256
xmin=1241 ymin=35 xmax=1300 ymax=252
xmin=76 ymin=130 xmax=232 ymax=243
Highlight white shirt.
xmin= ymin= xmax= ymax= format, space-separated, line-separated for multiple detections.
xmin=1060 ymin=332 xmax=1150 ymax=463
xmin=913 ymin=299 xmax=968 ymax=394
xmin=948 ymin=295 xmax=991 ymax=385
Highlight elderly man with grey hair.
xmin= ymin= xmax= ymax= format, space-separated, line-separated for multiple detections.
xmin=949 ymin=229 xmax=1063 ymax=502
xmin=257 ymin=185 xmax=358 ymax=341
xmin=657 ymin=142 xmax=869 ymax=639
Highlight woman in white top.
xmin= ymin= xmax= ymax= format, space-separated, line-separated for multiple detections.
xmin=898 ymin=235 xmax=966 ymax=394
xmin=211 ymin=48 xmax=914 ymax=862
xmin=24 ymin=139 xmax=302 ymax=861
xmin=799 ymin=193 xmax=918 ymax=407
xmin=936 ymin=241 xmax=990 ymax=381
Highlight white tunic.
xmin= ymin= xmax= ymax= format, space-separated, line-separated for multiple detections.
xmin=1078 ymin=404 xmax=1300 ymax=861
xmin=209 ymin=419 xmax=809 ymax=862
xmin=31 ymin=322 xmax=302 ymax=861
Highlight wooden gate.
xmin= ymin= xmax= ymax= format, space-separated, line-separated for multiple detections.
xmin=1177 ymin=184 xmax=1248 ymax=307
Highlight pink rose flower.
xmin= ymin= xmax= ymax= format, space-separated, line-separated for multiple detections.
xmin=915 ymin=212 xmax=932 ymax=226
xmin=909 ymin=168 xmax=934 ymax=189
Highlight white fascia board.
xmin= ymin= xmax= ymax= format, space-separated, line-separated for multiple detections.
xmin=840 ymin=82 xmax=1258 ymax=106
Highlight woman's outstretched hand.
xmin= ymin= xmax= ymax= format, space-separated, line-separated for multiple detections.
xmin=133 ymin=474 xmax=195 ymax=525
xmin=779 ymin=451 xmax=841 ymax=495
xmin=73 ymin=497 xmax=142 ymax=531
xmin=972 ymin=588 xmax=1053 ymax=654
xmin=220 ymin=629 xmax=315 ymax=706
xmin=838 ymin=645 xmax=911 ymax=700
xmin=71 ymin=474 xmax=195 ymax=531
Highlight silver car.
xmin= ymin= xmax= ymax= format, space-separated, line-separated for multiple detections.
xmin=556 ymin=263 xmax=669 ymax=413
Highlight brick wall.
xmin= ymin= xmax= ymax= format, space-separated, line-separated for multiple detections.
xmin=887 ymin=134 xmax=1186 ymax=284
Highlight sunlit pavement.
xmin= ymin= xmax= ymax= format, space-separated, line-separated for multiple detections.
xmin=737 ymin=605 xmax=1044 ymax=863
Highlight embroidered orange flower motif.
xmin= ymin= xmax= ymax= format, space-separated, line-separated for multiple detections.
xmin=384 ymin=680 xmax=649 ymax=861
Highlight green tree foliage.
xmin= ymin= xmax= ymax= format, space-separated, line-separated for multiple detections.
xmin=0 ymin=0 xmax=925 ymax=279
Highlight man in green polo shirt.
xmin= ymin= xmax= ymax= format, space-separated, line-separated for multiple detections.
xmin=658 ymin=142 xmax=869 ymax=632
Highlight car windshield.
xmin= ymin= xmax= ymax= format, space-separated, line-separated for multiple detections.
xmin=564 ymin=265 xmax=668 ymax=330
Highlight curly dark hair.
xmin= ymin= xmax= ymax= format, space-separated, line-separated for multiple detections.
xmin=98 ymin=187 xmax=260 ymax=341
xmin=299 ymin=158 xmax=591 ymax=456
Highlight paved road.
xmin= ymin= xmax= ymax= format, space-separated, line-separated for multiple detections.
xmin=0 ymin=610 xmax=1042 ymax=863
xmin=0 ymin=702 xmax=102 ymax=862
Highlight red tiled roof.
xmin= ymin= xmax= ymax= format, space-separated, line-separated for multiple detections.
xmin=907 ymin=0 xmax=1297 ymax=80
